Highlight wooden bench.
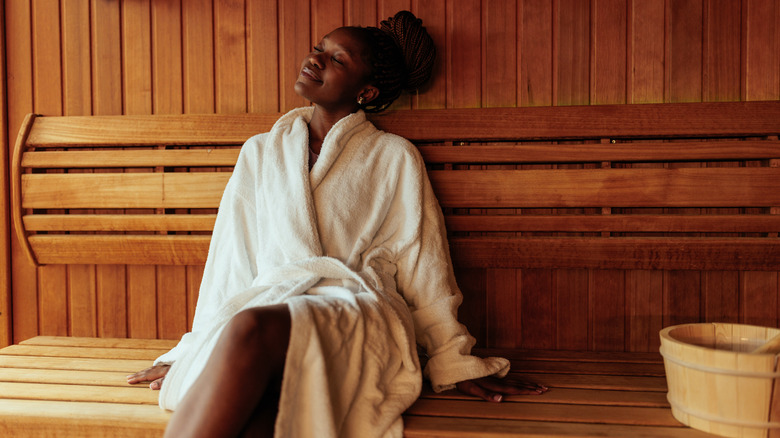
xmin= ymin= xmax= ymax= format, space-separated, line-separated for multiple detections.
xmin=3 ymin=101 xmax=779 ymax=437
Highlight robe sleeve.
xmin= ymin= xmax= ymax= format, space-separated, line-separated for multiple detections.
xmin=393 ymin=149 xmax=510 ymax=392
xmin=154 ymin=138 xmax=263 ymax=366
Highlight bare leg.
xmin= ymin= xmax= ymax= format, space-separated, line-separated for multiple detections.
xmin=164 ymin=304 xmax=291 ymax=438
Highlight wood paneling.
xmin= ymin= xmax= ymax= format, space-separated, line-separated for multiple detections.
xmin=3 ymin=0 xmax=780 ymax=349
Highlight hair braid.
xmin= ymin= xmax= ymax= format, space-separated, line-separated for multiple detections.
xmin=352 ymin=11 xmax=436 ymax=113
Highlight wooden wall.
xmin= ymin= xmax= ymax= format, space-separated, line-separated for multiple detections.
xmin=2 ymin=0 xmax=779 ymax=349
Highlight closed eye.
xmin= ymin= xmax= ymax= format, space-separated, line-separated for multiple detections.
xmin=332 ymin=57 xmax=343 ymax=65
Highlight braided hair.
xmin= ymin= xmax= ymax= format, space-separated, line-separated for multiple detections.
xmin=351 ymin=11 xmax=436 ymax=113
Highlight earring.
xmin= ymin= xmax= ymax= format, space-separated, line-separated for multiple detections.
xmin=357 ymin=96 xmax=365 ymax=105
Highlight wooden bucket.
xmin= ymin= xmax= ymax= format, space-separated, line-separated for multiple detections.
xmin=660 ymin=323 xmax=780 ymax=438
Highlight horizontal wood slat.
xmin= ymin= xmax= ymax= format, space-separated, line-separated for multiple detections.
xmin=26 ymin=234 xmax=780 ymax=270
xmin=22 ymin=149 xmax=241 ymax=168
xmin=372 ymin=101 xmax=780 ymax=141
xmin=448 ymin=237 xmax=780 ymax=271
xmin=22 ymin=173 xmax=229 ymax=209
xmin=28 ymin=235 xmax=211 ymax=265
xmin=23 ymin=214 xmax=216 ymax=232
xmin=430 ymin=167 xmax=780 ymax=208
xmin=26 ymin=113 xmax=280 ymax=146
xmin=418 ymin=140 xmax=780 ymax=164
xmin=444 ymin=214 xmax=780 ymax=233
xmin=26 ymin=213 xmax=780 ymax=234
xmin=24 ymin=102 xmax=780 ymax=147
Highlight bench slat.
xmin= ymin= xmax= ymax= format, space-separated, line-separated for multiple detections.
xmin=0 ymin=345 xmax=167 ymax=361
xmin=0 ymin=355 xmax=151 ymax=373
xmin=519 ymin=373 xmax=667 ymax=392
xmin=402 ymin=416 xmax=714 ymax=438
xmin=0 ymin=367 xmax=142 ymax=387
xmin=0 ymin=382 xmax=157 ymax=405
xmin=22 ymin=149 xmax=241 ymax=168
xmin=424 ymin=387 xmax=669 ymax=407
xmin=406 ymin=398 xmax=680 ymax=427
xmin=418 ymin=140 xmax=780 ymax=163
xmin=22 ymin=173 xmax=229 ymax=209
xmin=430 ymin=167 xmax=780 ymax=208
xmin=0 ymin=399 xmax=168 ymax=438
xmin=19 ymin=336 xmax=178 ymax=350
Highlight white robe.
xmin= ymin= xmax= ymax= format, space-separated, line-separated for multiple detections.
xmin=154 ymin=107 xmax=509 ymax=437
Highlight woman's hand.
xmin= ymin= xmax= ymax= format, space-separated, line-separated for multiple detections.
xmin=127 ymin=364 xmax=171 ymax=390
xmin=455 ymin=375 xmax=548 ymax=402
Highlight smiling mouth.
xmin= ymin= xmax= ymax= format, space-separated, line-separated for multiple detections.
xmin=300 ymin=67 xmax=322 ymax=83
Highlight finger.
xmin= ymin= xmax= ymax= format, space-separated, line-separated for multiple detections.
xmin=127 ymin=365 xmax=170 ymax=384
xmin=150 ymin=376 xmax=165 ymax=390
xmin=457 ymin=380 xmax=503 ymax=402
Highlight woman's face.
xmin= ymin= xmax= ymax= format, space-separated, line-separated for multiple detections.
xmin=294 ymin=27 xmax=374 ymax=113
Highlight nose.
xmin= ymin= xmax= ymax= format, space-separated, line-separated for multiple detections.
xmin=310 ymin=53 xmax=324 ymax=69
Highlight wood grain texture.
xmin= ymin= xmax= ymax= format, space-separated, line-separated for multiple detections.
xmin=4 ymin=0 xmax=780 ymax=353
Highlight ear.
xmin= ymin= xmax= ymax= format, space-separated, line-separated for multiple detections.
xmin=359 ymin=85 xmax=379 ymax=104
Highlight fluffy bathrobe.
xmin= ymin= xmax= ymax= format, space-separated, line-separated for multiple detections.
xmin=154 ymin=107 xmax=510 ymax=437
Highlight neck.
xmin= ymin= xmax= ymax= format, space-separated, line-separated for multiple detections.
xmin=307 ymin=105 xmax=357 ymax=155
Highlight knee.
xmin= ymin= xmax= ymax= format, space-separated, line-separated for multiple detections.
xmin=225 ymin=305 xmax=291 ymax=365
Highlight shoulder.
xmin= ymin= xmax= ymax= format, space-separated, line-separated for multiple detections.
xmin=368 ymin=128 xmax=425 ymax=169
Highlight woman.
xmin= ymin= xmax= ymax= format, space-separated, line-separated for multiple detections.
xmin=128 ymin=11 xmax=546 ymax=438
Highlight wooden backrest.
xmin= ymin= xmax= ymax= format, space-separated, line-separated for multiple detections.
xmin=12 ymin=102 xmax=780 ymax=270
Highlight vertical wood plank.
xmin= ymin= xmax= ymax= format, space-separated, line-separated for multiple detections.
xmin=7 ymin=0 xmax=38 ymax=344
xmin=0 ymin=1 xmax=10 ymax=347
xmin=215 ymin=0 xmax=248 ymax=113
xmin=483 ymin=0 xmax=517 ymax=108
xmin=412 ymin=0 xmax=446 ymax=109
xmin=591 ymin=0 xmax=626 ymax=104
xmin=122 ymin=0 xmax=153 ymax=115
xmin=702 ymin=270 xmax=739 ymax=323
xmin=182 ymin=0 xmax=215 ymax=114
xmin=486 ymin=269 xmax=518 ymax=348
xmin=555 ymin=269 xmax=588 ymax=350
xmin=127 ymin=266 xmax=157 ymax=339
xmin=158 ymin=266 xmax=188 ymax=340
xmin=246 ymin=0 xmax=279 ymax=113
xmin=589 ymin=270 xmax=625 ymax=351
xmin=62 ymin=0 xmax=92 ymax=116
xmin=446 ymin=0 xmax=481 ymax=108
xmin=520 ymin=269 xmax=555 ymax=349
xmin=668 ymin=0 xmax=703 ymax=102
xmin=313 ymin=0 xmax=343 ymax=43
xmin=628 ymin=0 xmax=665 ymax=103
xmin=92 ymin=0 xmax=123 ymax=115
xmin=97 ymin=265 xmax=127 ymax=338
xmin=743 ymin=0 xmax=780 ymax=100
xmin=151 ymin=0 xmax=183 ymax=114
xmin=664 ymin=270 xmax=702 ymax=327
xmin=68 ymin=265 xmax=96 ymax=337
xmin=741 ymin=271 xmax=778 ymax=328
xmin=63 ymin=0 xmax=96 ymax=342
xmin=519 ymin=0 xmax=553 ymax=107
xmin=456 ymin=268 xmax=487 ymax=347
xmin=279 ymin=0 xmax=309 ymax=111
xmin=626 ymin=270 xmax=663 ymax=352
xmin=556 ymin=0 xmax=590 ymax=105
xmin=186 ymin=266 xmax=205 ymax=330
xmin=703 ymin=0 xmax=741 ymax=102
xmin=38 ymin=266 xmax=68 ymax=336
xmin=31 ymin=0 xmax=68 ymax=339
xmin=345 ymin=0 xmax=377 ymax=26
